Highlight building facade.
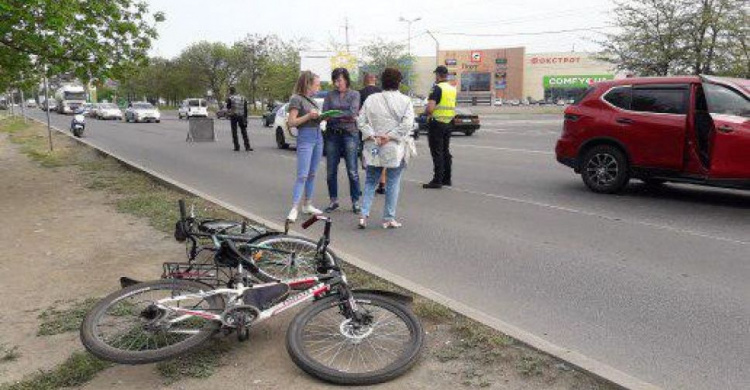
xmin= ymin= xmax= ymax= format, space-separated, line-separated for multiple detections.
xmin=437 ymin=47 xmax=526 ymax=104
xmin=522 ymin=52 xmax=619 ymax=101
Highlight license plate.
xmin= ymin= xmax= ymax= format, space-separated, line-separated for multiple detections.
xmin=462 ymin=119 xmax=473 ymax=123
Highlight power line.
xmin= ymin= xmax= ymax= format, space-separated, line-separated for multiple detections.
xmin=438 ymin=26 xmax=614 ymax=37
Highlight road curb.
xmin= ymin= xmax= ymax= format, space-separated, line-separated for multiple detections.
xmin=23 ymin=114 xmax=661 ymax=390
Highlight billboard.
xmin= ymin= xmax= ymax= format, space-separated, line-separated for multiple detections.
xmin=543 ymin=75 xmax=614 ymax=89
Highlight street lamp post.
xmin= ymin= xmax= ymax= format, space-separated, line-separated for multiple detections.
xmin=426 ymin=30 xmax=440 ymax=69
xmin=399 ymin=16 xmax=421 ymax=95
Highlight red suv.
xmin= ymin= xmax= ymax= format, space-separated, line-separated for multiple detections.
xmin=556 ymin=76 xmax=750 ymax=193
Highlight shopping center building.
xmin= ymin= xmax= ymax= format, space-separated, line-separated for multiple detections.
xmin=415 ymin=48 xmax=622 ymax=103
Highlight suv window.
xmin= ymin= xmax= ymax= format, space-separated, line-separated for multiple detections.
xmin=703 ymin=83 xmax=750 ymax=118
xmin=604 ymin=86 xmax=631 ymax=109
xmin=572 ymin=87 xmax=595 ymax=105
xmin=632 ymin=86 xmax=688 ymax=114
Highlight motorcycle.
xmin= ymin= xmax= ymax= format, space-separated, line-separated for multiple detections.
xmin=70 ymin=110 xmax=85 ymax=138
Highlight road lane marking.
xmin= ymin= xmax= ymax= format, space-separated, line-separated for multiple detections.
xmin=450 ymin=144 xmax=554 ymax=154
xmin=402 ymin=179 xmax=750 ymax=246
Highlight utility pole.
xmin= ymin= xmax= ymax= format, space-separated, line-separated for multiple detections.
xmin=343 ymin=18 xmax=351 ymax=53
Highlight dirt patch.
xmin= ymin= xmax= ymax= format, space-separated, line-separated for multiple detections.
xmin=0 ymin=119 xmax=615 ymax=390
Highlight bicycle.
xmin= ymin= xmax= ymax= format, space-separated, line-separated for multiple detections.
xmin=172 ymin=203 xmax=335 ymax=282
xmin=80 ymin=200 xmax=424 ymax=385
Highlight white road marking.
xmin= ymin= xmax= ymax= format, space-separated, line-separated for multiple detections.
xmin=402 ymin=178 xmax=750 ymax=246
xmin=450 ymin=144 xmax=554 ymax=154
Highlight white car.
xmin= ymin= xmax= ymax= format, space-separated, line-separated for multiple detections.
xmin=274 ymin=103 xmax=297 ymax=149
xmin=124 ymin=102 xmax=161 ymax=123
xmin=97 ymin=103 xmax=123 ymax=120
xmin=178 ymin=98 xmax=208 ymax=119
xmin=411 ymin=97 xmax=426 ymax=108
xmin=26 ymin=99 xmax=37 ymax=108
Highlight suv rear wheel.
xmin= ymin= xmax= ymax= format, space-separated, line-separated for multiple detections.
xmin=581 ymin=145 xmax=630 ymax=194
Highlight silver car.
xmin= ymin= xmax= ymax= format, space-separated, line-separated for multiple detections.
xmin=97 ymin=103 xmax=123 ymax=120
xmin=124 ymin=102 xmax=161 ymax=123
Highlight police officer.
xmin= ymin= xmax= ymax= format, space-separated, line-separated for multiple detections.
xmin=226 ymin=86 xmax=253 ymax=152
xmin=423 ymin=66 xmax=456 ymax=189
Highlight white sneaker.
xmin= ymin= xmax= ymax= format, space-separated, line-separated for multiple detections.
xmin=287 ymin=207 xmax=299 ymax=222
xmin=302 ymin=204 xmax=323 ymax=215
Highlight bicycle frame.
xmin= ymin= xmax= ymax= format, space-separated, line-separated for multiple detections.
xmin=154 ymin=274 xmax=335 ymax=328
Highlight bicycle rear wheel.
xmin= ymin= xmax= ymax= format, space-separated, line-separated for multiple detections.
xmin=249 ymin=235 xmax=336 ymax=282
xmin=80 ymin=279 xmax=224 ymax=364
xmin=286 ymin=292 xmax=424 ymax=385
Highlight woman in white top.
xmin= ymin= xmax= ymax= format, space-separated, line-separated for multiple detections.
xmin=356 ymin=68 xmax=415 ymax=229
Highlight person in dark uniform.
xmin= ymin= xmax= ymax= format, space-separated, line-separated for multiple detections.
xmin=226 ymin=86 xmax=252 ymax=152
xmin=423 ymin=66 xmax=457 ymax=189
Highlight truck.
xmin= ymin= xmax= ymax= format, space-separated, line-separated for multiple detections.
xmin=55 ymin=84 xmax=87 ymax=114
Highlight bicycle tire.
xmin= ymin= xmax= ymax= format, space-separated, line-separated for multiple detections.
xmin=80 ymin=279 xmax=223 ymax=364
xmin=249 ymin=235 xmax=337 ymax=282
xmin=286 ymin=292 xmax=424 ymax=385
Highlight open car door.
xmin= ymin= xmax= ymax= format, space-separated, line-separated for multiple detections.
xmin=701 ymin=76 xmax=750 ymax=183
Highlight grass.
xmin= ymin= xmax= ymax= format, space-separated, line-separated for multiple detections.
xmin=0 ymin=118 xmax=616 ymax=389
xmin=0 ymin=352 xmax=111 ymax=390
xmin=155 ymin=340 xmax=232 ymax=385
xmin=37 ymin=298 xmax=100 ymax=336
xmin=1 ymin=345 xmax=21 ymax=363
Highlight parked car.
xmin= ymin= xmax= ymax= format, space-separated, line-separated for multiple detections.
xmin=494 ymin=98 xmax=503 ymax=106
xmin=26 ymin=99 xmax=37 ymax=108
xmin=273 ymin=103 xmax=296 ymax=149
xmin=521 ymin=98 xmax=530 ymax=106
xmin=97 ymin=103 xmax=123 ymax=120
xmin=411 ymin=97 xmax=426 ymax=108
xmin=215 ymin=103 xmax=230 ymax=119
xmin=262 ymin=104 xmax=281 ymax=127
xmin=507 ymin=99 xmax=521 ymax=106
xmin=124 ymin=102 xmax=161 ymax=123
xmin=178 ymin=98 xmax=208 ymax=119
xmin=556 ymin=75 xmax=750 ymax=194
xmin=415 ymin=108 xmax=481 ymax=136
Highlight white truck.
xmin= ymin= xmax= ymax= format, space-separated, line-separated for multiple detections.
xmin=55 ymin=84 xmax=87 ymax=114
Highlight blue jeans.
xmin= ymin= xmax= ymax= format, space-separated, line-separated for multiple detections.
xmin=292 ymin=127 xmax=324 ymax=205
xmin=325 ymin=132 xmax=361 ymax=204
xmin=361 ymin=160 xmax=406 ymax=221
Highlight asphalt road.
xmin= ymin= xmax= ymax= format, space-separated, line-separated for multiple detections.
xmin=27 ymin=109 xmax=750 ymax=390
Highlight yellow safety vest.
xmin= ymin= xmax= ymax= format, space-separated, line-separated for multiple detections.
xmin=433 ymin=82 xmax=457 ymax=124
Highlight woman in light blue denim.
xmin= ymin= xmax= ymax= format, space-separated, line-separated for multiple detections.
xmin=286 ymin=71 xmax=324 ymax=222
xmin=357 ymin=68 xmax=415 ymax=229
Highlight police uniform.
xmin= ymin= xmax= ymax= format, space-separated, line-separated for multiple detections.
xmin=426 ymin=68 xmax=457 ymax=187
xmin=227 ymin=93 xmax=251 ymax=151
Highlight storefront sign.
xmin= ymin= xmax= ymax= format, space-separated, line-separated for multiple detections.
xmin=543 ymin=75 xmax=614 ymax=89
xmin=471 ymin=51 xmax=482 ymax=63
xmin=530 ymin=57 xmax=582 ymax=65
xmin=445 ymin=59 xmax=457 ymax=66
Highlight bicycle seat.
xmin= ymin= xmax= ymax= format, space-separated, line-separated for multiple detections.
xmin=199 ymin=220 xmax=241 ymax=234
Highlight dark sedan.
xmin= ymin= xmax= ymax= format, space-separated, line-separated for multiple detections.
xmin=415 ymin=108 xmax=480 ymax=136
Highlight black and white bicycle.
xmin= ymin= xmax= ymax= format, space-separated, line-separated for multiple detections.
xmin=80 ymin=200 xmax=424 ymax=385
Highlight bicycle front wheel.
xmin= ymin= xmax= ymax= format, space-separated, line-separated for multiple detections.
xmin=286 ymin=293 xmax=424 ymax=385
xmin=249 ymin=235 xmax=336 ymax=281
xmin=80 ymin=279 xmax=224 ymax=364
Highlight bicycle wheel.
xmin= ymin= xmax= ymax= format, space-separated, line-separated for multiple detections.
xmin=286 ymin=293 xmax=424 ymax=385
xmin=249 ymin=235 xmax=336 ymax=282
xmin=80 ymin=279 xmax=224 ymax=364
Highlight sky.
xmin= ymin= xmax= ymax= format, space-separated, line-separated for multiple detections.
xmin=147 ymin=0 xmax=617 ymax=59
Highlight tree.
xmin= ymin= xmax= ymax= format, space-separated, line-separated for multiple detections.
xmin=359 ymin=39 xmax=415 ymax=92
xmin=0 ymin=0 xmax=165 ymax=82
xmin=235 ymin=35 xmax=272 ymax=108
xmin=178 ymin=42 xmax=245 ymax=103
xmin=600 ymin=0 xmax=749 ymax=77
xmin=257 ymin=37 xmax=303 ymax=103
